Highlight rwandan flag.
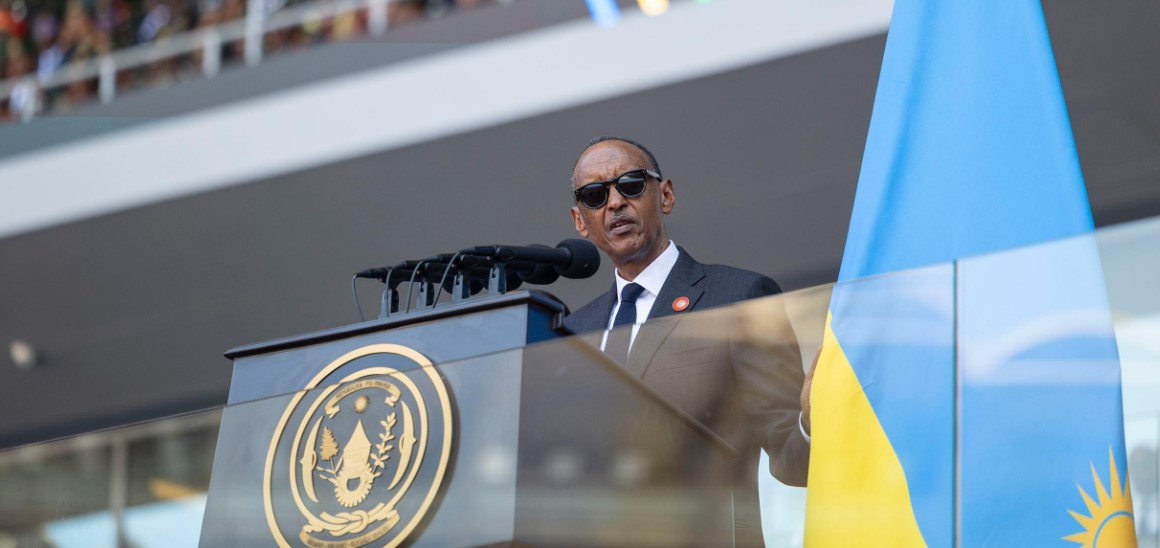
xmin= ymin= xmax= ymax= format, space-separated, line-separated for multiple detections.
xmin=803 ymin=0 xmax=1136 ymax=546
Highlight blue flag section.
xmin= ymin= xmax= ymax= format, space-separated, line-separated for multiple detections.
xmin=584 ymin=0 xmax=621 ymax=28
xmin=960 ymin=239 xmax=1134 ymax=546
xmin=840 ymin=0 xmax=1093 ymax=278
xmin=804 ymin=0 xmax=1135 ymax=545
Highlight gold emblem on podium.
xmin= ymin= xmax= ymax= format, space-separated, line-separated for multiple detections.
xmin=263 ymin=344 xmax=454 ymax=548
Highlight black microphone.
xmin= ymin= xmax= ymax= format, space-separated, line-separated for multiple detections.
xmin=356 ymin=252 xmax=469 ymax=279
xmin=356 ymin=258 xmax=543 ymax=286
xmin=445 ymin=255 xmax=557 ymax=285
xmin=354 ymin=261 xmax=416 ymax=281
xmin=518 ymin=261 xmax=560 ymax=285
xmin=461 ymin=239 xmax=599 ymax=279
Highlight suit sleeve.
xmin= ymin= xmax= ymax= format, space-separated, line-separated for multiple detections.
xmin=728 ymin=275 xmax=810 ymax=487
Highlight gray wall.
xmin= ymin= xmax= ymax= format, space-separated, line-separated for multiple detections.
xmin=1 ymin=0 xmax=1158 ymax=447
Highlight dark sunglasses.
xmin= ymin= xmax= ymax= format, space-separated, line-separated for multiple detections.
xmin=573 ymin=169 xmax=662 ymax=209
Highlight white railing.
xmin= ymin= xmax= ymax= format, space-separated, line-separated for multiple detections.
xmin=0 ymin=0 xmax=405 ymax=123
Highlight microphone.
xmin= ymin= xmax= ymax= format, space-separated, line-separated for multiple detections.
xmin=355 ymin=257 xmax=551 ymax=287
xmin=353 ymin=240 xmax=597 ymax=318
xmin=355 ymin=255 xmax=460 ymax=284
xmin=518 ymin=261 xmax=560 ymax=285
xmin=354 ymin=260 xmax=423 ymax=281
xmin=461 ymin=239 xmax=600 ymax=279
xmin=446 ymin=255 xmax=559 ymax=285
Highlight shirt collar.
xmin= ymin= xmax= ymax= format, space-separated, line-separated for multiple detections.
xmin=614 ymin=241 xmax=679 ymax=298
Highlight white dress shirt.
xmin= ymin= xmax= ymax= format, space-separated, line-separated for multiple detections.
xmin=598 ymin=241 xmax=679 ymax=353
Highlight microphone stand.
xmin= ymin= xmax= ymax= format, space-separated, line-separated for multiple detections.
xmin=488 ymin=261 xmax=509 ymax=295
xmin=378 ymin=268 xmax=399 ymax=319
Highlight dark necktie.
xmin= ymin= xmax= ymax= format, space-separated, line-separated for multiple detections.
xmin=604 ymin=283 xmax=645 ymax=366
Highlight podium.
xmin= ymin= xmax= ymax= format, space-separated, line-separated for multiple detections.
xmin=201 ymin=290 xmax=737 ymax=547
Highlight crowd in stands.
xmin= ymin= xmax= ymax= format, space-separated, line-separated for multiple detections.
xmin=0 ymin=0 xmax=496 ymax=121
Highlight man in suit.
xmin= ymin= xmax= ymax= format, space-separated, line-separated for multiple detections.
xmin=562 ymin=136 xmax=811 ymax=546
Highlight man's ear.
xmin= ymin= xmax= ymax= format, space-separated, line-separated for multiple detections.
xmin=571 ymin=206 xmax=590 ymax=238
xmin=660 ymin=179 xmax=676 ymax=214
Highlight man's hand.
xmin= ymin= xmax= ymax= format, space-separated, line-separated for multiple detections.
xmin=801 ymin=345 xmax=822 ymax=435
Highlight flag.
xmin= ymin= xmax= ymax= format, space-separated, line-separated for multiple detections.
xmin=802 ymin=0 xmax=1135 ymax=545
xmin=585 ymin=0 xmax=621 ymax=28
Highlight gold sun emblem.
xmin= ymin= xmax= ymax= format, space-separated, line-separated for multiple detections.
xmin=1064 ymin=448 xmax=1136 ymax=548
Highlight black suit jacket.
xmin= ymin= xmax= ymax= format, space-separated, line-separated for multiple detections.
xmin=563 ymin=248 xmax=809 ymax=546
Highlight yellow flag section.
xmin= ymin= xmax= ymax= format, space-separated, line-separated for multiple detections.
xmin=804 ymin=314 xmax=925 ymax=547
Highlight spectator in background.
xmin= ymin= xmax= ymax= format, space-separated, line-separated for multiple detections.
xmin=2 ymin=0 xmax=501 ymax=121
xmin=1 ymin=0 xmax=29 ymax=41
xmin=32 ymin=11 xmax=61 ymax=83
xmin=4 ymin=36 xmax=37 ymax=120
xmin=136 ymin=0 xmax=173 ymax=43
xmin=55 ymin=45 xmax=97 ymax=111
xmin=389 ymin=0 xmax=425 ymax=26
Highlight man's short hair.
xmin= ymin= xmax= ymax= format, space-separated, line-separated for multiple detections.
xmin=573 ymin=136 xmax=663 ymax=182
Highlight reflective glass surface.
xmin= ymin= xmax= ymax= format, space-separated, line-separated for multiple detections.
xmin=1099 ymin=217 xmax=1160 ymax=547
xmin=0 ymin=410 xmax=219 ymax=547
xmin=1 ymin=216 xmax=1158 ymax=546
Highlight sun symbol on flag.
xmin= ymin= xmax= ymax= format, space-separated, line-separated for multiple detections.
xmin=1064 ymin=448 xmax=1136 ymax=548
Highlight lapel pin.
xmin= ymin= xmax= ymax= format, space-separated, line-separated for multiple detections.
xmin=672 ymin=296 xmax=690 ymax=312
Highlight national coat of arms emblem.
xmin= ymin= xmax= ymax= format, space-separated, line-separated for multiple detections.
xmin=263 ymin=344 xmax=454 ymax=548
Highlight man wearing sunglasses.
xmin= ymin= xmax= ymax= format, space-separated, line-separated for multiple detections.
xmin=562 ymin=137 xmax=810 ymax=547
